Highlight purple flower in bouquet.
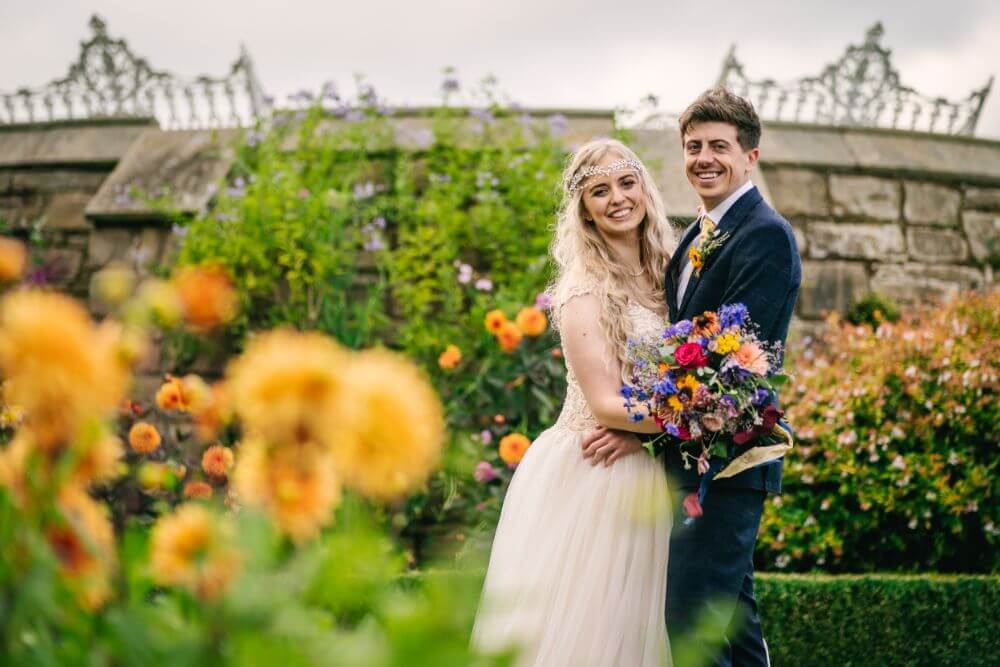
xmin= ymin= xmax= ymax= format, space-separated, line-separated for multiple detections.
xmin=664 ymin=320 xmax=694 ymax=339
xmin=719 ymin=303 xmax=749 ymax=329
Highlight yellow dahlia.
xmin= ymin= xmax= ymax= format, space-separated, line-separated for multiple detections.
xmin=0 ymin=290 xmax=128 ymax=449
xmin=48 ymin=487 xmax=116 ymax=610
xmin=172 ymin=264 xmax=238 ymax=332
xmin=233 ymin=438 xmax=341 ymax=543
xmin=150 ymin=503 xmax=241 ymax=600
xmin=226 ymin=329 xmax=348 ymax=448
xmin=330 ymin=348 xmax=444 ymax=502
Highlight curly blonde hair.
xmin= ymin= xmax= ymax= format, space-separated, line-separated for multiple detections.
xmin=549 ymin=138 xmax=676 ymax=370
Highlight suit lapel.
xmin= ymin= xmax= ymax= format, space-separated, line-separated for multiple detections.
xmin=667 ymin=221 xmax=700 ymax=322
xmin=676 ymin=187 xmax=763 ymax=318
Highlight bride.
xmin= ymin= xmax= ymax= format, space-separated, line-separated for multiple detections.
xmin=472 ymin=138 xmax=677 ymax=665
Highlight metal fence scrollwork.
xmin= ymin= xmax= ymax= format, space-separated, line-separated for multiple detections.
xmin=714 ymin=23 xmax=993 ymax=136
xmin=0 ymin=15 xmax=266 ymax=129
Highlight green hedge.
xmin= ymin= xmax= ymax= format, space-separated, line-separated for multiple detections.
xmin=756 ymin=574 xmax=1000 ymax=666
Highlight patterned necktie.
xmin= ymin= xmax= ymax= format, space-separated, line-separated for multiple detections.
xmin=698 ymin=214 xmax=716 ymax=247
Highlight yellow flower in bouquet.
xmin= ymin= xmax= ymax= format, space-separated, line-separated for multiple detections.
xmin=150 ymin=503 xmax=241 ymax=600
xmin=0 ymin=290 xmax=128 ymax=450
xmin=329 ymin=348 xmax=444 ymax=502
xmin=47 ymin=487 xmax=116 ymax=610
xmin=715 ymin=332 xmax=741 ymax=355
xmin=233 ymin=438 xmax=341 ymax=543
xmin=225 ymin=329 xmax=348 ymax=448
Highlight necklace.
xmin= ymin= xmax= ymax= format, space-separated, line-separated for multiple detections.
xmin=624 ymin=265 xmax=644 ymax=277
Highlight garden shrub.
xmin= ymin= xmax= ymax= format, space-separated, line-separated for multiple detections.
xmin=757 ymin=289 xmax=999 ymax=573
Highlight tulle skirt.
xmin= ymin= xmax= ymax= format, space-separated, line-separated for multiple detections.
xmin=472 ymin=425 xmax=672 ymax=666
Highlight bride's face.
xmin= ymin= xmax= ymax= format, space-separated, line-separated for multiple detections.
xmin=579 ymin=154 xmax=646 ymax=239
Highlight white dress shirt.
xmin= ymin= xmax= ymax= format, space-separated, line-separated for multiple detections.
xmin=676 ymin=180 xmax=755 ymax=308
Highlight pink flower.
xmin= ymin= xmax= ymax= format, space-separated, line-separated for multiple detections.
xmin=480 ymin=429 xmax=493 ymax=445
xmin=732 ymin=341 xmax=769 ymax=376
xmin=474 ymin=461 xmax=498 ymax=483
xmin=701 ymin=413 xmax=725 ymax=432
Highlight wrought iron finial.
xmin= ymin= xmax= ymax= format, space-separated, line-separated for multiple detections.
xmin=710 ymin=22 xmax=992 ymax=136
xmin=0 ymin=13 xmax=267 ymax=129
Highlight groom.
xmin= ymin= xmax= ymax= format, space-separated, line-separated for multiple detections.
xmin=664 ymin=88 xmax=800 ymax=666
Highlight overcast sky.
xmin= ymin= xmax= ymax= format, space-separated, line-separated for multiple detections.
xmin=2 ymin=0 xmax=999 ymax=137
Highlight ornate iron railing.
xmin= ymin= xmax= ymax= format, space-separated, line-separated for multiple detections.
xmin=0 ymin=15 xmax=266 ymax=129
xmin=715 ymin=23 xmax=992 ymax=136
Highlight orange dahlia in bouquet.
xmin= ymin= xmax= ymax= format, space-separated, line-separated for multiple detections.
xmin=622 ymin=303 xmax=793 ymax=518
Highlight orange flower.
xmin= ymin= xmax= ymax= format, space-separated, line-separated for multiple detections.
xmin=172 ymin=264 xmax=238 ymax=332
xmin=191 ymin=381 xmax=231 ymax=442
xmin=156 ymin=376 xmax=185 ymax=411
xmin=201 ymin=445 xmax=234 ymax=478
xmin=48 ymin=487 xmax=116 ymax=610
xmin=150 ymin=503 xmax=241 ymax=600
xmin=183 ymin=480 xmax=214 ymax=500
xmin=515 ymin=307 xmax=547 ymax=336
xmin=233 ymin=439 xmax=341 ymax=543
xmin=496 ymin=321 xmax=523 ymax=353
xmin=499 ymin=433 xmax=531 ymax=465
xmin=0 ymin=237 xmax=27 ymax=282
xmin=128 ymin=421 xmax=161 ymax=454
xmin=437 ymin=344 xmax=462 ymax=370
xmin=692 ymin=311 xmax=720 ymax=337
xmin=484 ymin=309 xmax=507 ymax=334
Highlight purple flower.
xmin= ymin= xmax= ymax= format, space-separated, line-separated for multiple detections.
xmin=412 ymin=128 xmax=434 ymax=149
xmin=751 ymin=388 xmax=771 ymax=407
xmin=353 ymin=182 xmax=376 ymax=200
xmin=548 ymin=113 xmax=568 ymax=136
xmin=664 ymin=320 xmax=694 ymax=339
xmin=480 ymin=429 xmax=493 ymax=445
xmin=654 ymin=378 xmax=678 ymax=395
xmin=171 ymin=223 xmax=189 ymax=238
xmin=474 ymin=461 xmax=498 ymax=483
xmin=457 ymin=263 xmax=473 ymax=284
xmin=475 ymin=278 xmax=493 ymax=292
xmin=442 ymin=77 xmax=460 ymax=93
xmin=469 ymin=107 xmax=495 ymax=124
xmin=719 ymin=303 xmax=749 ymax=329
xmin=534 ymin=292 xmax=553 ymax=310
xmin=665 ymin=423 xmax=680 ymax=437
xmin=371 ymin=216 xmax=387 ymax=230
xmin=245 ymin=130 xmax=265 ymax=147
xmin=363 ymin=231 xmax=385 ymax=252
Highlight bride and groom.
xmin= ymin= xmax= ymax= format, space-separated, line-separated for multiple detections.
xmin=472 ymin=87 xmax=802 ymax=666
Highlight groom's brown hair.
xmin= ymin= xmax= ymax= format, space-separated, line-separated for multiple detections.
xmin=679 ymin=87 xmax=761 ymax=151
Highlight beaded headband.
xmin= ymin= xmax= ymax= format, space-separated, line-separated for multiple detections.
xmin=567 ymin=158 xmax=644 ymax=193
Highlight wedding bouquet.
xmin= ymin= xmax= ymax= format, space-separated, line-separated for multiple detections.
xmin=621 ymin=303 xmax=794 ymax=517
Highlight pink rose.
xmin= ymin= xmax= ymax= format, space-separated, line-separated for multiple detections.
xmin=683 ymin=492 xmax=704 ymax=519
xmin=675 ymin=342 xmax=708 ymax=369
xmin=474 ymin=461 xmax=498 ymax=483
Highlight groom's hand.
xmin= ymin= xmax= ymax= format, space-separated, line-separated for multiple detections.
xmin=581 ymin=426 xmax=643 ymax=467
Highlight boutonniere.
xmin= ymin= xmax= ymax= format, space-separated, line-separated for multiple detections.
xmin=688 ymin=226 xmax=730 ymax=276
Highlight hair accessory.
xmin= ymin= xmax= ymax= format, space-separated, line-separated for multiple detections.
xmin=567 ymin=158 xmax=644 ymax=193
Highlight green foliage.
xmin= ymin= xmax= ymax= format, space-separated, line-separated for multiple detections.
xmin=758 ymin=290 xmax=999 ymax=573
xmin=756 ymin=573 xmax=1000 ymax=666
xmin=846 ymin=291 xmax=901 ymax=327
xmin=0 ymin=490 xmax=507 ymax=667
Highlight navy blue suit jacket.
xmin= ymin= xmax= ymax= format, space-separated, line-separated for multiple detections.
xmin=664 ymin=186 xmax=801 ymax=493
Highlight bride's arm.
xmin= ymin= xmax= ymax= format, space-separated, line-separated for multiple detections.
xmin=560 ymin=293 xmax=661 ymax=434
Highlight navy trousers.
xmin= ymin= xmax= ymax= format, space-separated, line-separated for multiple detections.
xmin=666 ymin=488 xmax=769 ymax=667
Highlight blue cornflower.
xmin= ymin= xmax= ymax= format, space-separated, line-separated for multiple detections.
xmin=620 ymin=386 xmax=635 ymax=400
xmin=654 ymin=377 xmax=678 ymax=395
xmin=629 ymin=413 xmax=645 ymax=423
xmin=665 ymin=423 xmax=680 ymax=437
xmin=719 ymin=303 xmax=749 ymax=329
xmin=752 ymin=388 xmax=772 ymax=407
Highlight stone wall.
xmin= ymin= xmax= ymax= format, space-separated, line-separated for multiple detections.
xmin=1 ymin=116 xmax=998 ymax=346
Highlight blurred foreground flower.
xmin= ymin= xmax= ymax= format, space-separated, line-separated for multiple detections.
xmin=227 ymin=329 xmax=348 ymax=447
xmin=0 ymin=237 xmax=27 ymax=282
xmin=0 ymin=290 xmax=129 ymax=450
xmin=496 ymin=321 xmax=523 ymax=353
xmin=233 ymin=438 xmax=341 ymax=543
xmin=172 ymin=264 xmax=238 ymax=332
xmin=484 ymin=309 xmax=506 ymax=334
xmin=150 ymin=503 xmax=241 ymax=600
xmin=331 ymin=348 xmax=444 ymax=501
xmin=48 ymin=487 xmax=116 ymax=610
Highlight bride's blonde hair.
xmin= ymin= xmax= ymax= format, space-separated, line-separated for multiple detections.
xmin=549 ymin=138 xmax=675 ymax=370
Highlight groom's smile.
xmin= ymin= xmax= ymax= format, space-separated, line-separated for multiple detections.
xmin=682 ymin=121 xmax=759 ymax=210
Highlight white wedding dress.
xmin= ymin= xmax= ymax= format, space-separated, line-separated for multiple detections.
xmin=472 ymin=295 xmax=672 ymax=666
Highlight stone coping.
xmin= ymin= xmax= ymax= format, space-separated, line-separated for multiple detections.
xmin=0 ymin=120 xmax=155 ymax=168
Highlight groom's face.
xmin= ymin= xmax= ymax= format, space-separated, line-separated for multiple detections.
xmin=682 ymin=122 xmax=759 ymax=210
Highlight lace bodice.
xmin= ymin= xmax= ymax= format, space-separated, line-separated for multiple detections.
xmin=553 ymin=298 xmax=665 ymax=432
